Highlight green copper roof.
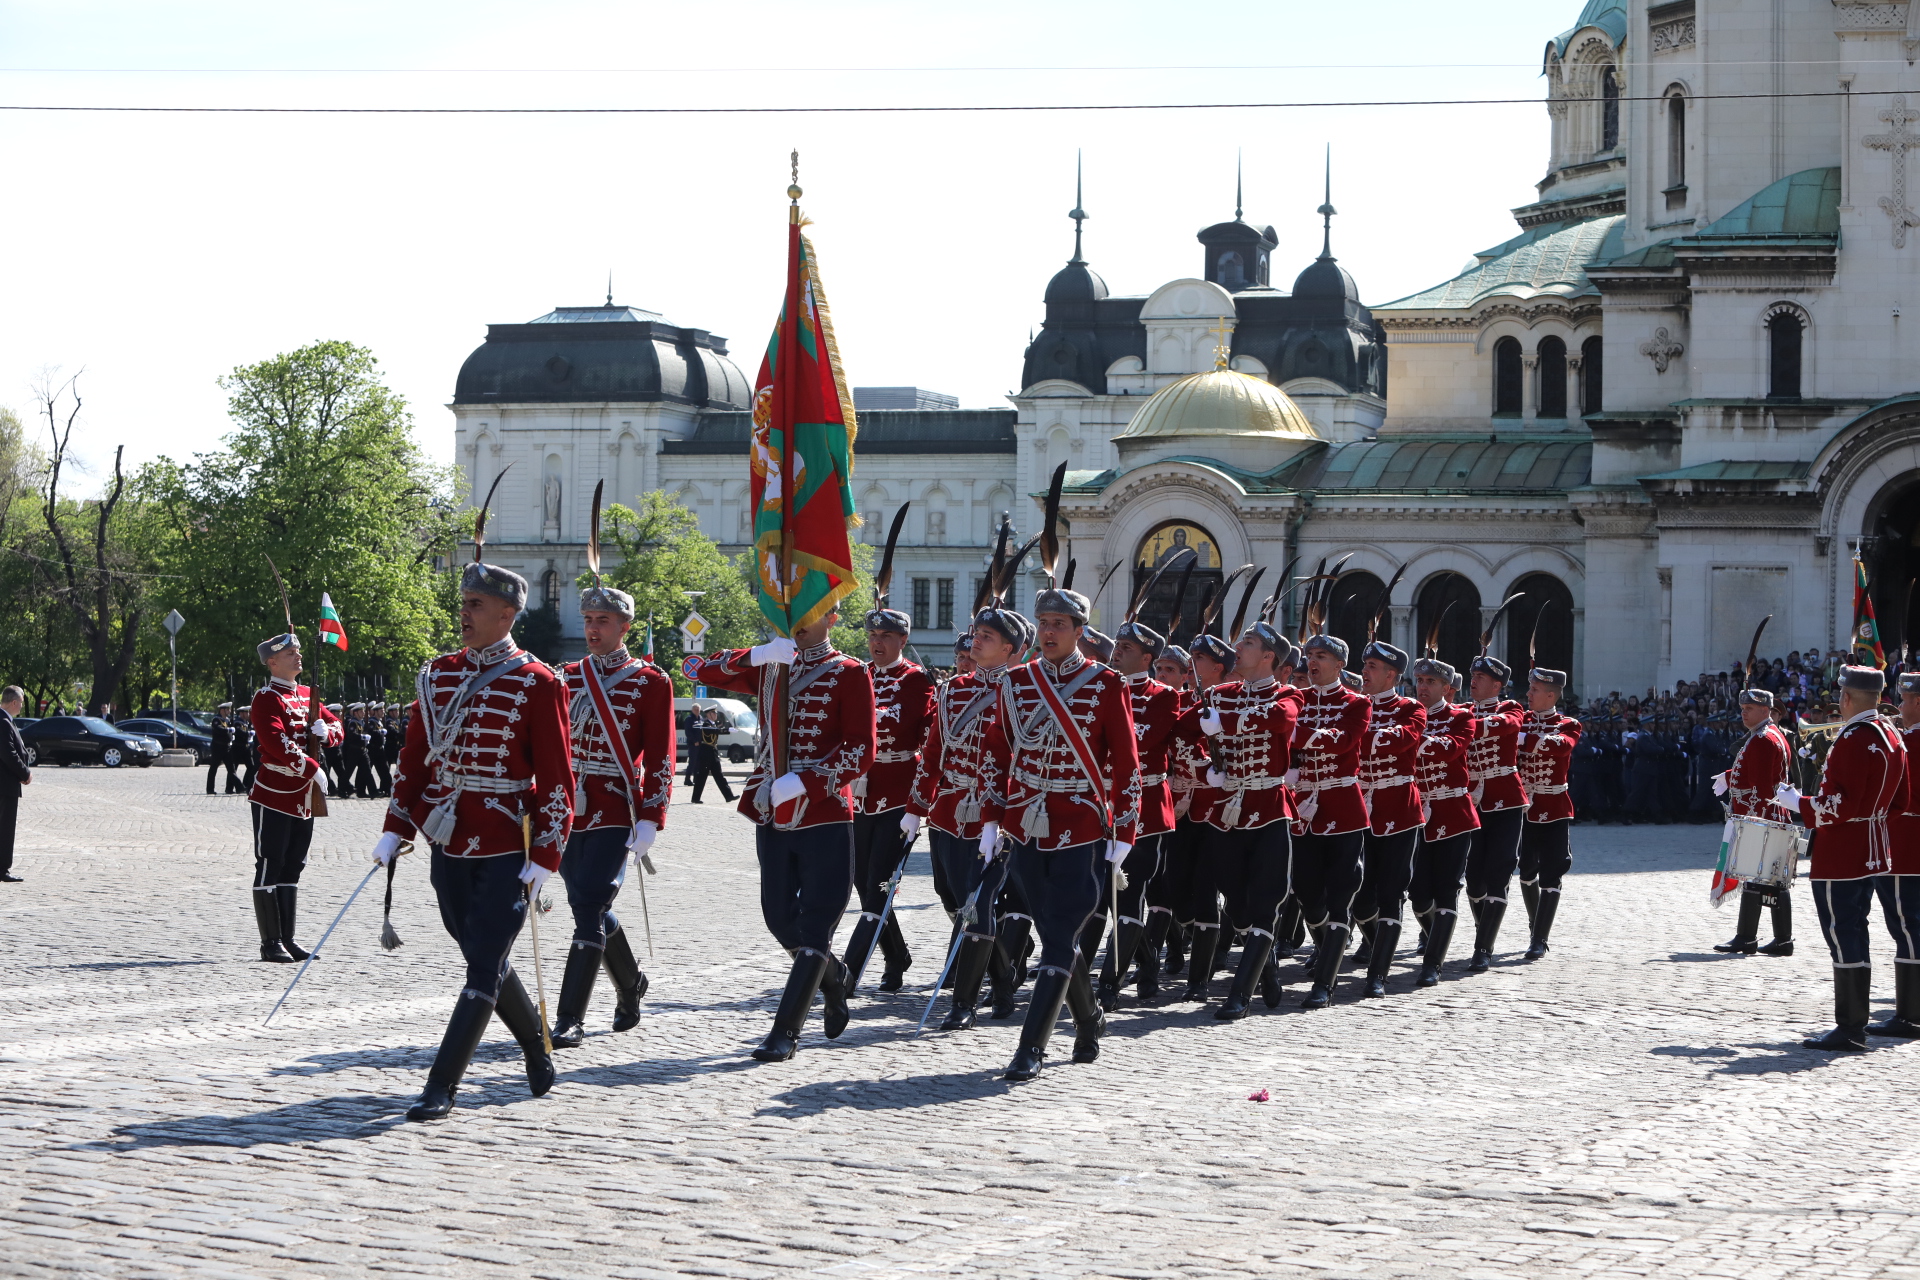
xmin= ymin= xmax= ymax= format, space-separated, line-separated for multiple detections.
xmin=1696 ymin=167 xmax=1841 ymax=237
xmin=1375 ymin=216 xmax=1624 ymax=312
xmin=1638 ymin=460 xmax=1811 ymax=483
xmin=1550 ymin=0 xmax=1627 ymax=57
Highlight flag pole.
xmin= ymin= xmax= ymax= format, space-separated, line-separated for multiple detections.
xmin=772 ymin=155 xmax=804 ymax=782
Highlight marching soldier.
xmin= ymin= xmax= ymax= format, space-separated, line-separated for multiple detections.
xmin=1192 ymin=625 xmax=1299 ymax=1017
xmin=372 ymin=561 xmax=575 ymax=1120
xmin=1288 ymin=634 xmax=1372 ymax=1009
xmin=952 ymin=632 xmax=976 ymax=678
xmin=690 ymin=609 xmax=876 ymax=1062
xmin=1871 ymin=670 xmax=1920 ymax=1038
xmin=1464 ymin=656 xmax=1529 ymax=971
xmin=550 ymin=581 xmax=674 ymax=1048
xmin=844 ymin=603 xmax=935 ymax=991
xmin=322 ymin=703 xmax=348 ymax=798
xmin=1516 ymin=668 xmax=1582 ymax=959
xmin=1162 ymin=631 xmax=1239 ymax=992
xmin=1712 ymin=689 xmax=1796 ymax=955
xmin=1351 ymin=640 xmax=1425 ymax=998
xmin=908 ymin=603 xmax=1021 ymax=1029
xmin=1153 ymin=644 xmax=1192 ymax=691
xmin=1408 ymin=658 xmax=1478 ymax=986
xmin=997 ymin=586 xmax=1139 ymax=1081
xmin=1774 ymin=665 xmax=1908 ymax=1051
xmin=249 ymin=632 xmax=344 ymax=963
xmin=368 ymin=703 xmax=393 ymax=798
xmin=207 ymin=703 xmax=235 ymax=795
xmin=346 ymin=703 xmax=377 ymax=798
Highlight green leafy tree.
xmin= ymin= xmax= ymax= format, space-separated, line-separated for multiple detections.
xmin=148 ymin=341 xmax=459 ymax=704
xmin=0 ymin=406 xmax=88 ymax=710
xmin=598 ymin=491 xmax=761 ymax=693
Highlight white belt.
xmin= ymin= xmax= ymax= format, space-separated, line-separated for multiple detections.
xmin=577 ymin=761 xmax=626 ymax=779
xmin=1530 ymin=783 xmax=1568 ymax=796
xmin=1470 ymin=766 xmax=1516 ymax=782
xmin=873 ymin=750 xmax=918 ymax=764
xmin=1222 ymin=774 xmax=1289 ymax=790
xmin=1361 ymin=774 xmax=1414 ymax=791
xmin=1141 ymin=772 xmax=1167 ymax=786
xmin=438 ymin=772 xmax=532 ymax=795
xmin=1014 ymin=770 xmax=1091 ymax=794
xmin=263 ymin=761 xmax=307 ymax=778
xmin=1424 ymin=784 xmax=1470 ymax=802
xmin=1293 ymin=776 xmax=1358 ymax=793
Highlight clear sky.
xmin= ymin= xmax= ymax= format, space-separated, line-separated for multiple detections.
xmin=1 ymin=0 xmax=1566 ymax=486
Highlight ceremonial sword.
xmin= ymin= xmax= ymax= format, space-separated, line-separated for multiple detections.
xmin=263 ymin=841 xmax=413 ymax=1025
xmin=521 ymin=814 xmax=555 ymax=1056
xmin=918 ymin=856 xmax=995 ymax=1033
xmin=854 ymin=823 xmax=916 ymax=991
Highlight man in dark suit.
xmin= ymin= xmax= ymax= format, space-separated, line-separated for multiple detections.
xmin=207 ymin=703 xmax=235 ymax=795
xmin=0 ymin=685 xmax=31 ymax=882
xmin=688 ymin=708 xmax=734 ymax=804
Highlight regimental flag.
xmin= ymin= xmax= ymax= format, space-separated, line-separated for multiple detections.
xmin=1710 ymin=819 xmax=1739 ymax=906
xmin=640 ymin=617 xmax=655 ymax=665
xmin=318 ymin=593 xmax=349 ymax=652
xmin=1853 ymin=555 xmax=1885 ymax=669
xmin=749 ymin=210 xmax=859 ymax=637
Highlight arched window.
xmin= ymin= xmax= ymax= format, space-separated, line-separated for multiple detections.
xmin=1415 ymin=573 xmax=1483 ymax=674
xmin=1504 ymin=573 xmax=1577 ymax=679
xmin=1217 ymin=250 xmax=1245 ymax=289
xmin=1581 ymin=336 xmax=1604 ymax=415
xmin=1601 ymin=66 xmax=1620 ymax=152
xmin=1665 ymin=89 xmax=1687 ymax=204
xmin=1768 ymin=310 xmax=1804 ymax=399
xmin=1328 ymin=571 xmax=1388 ymax=656
xmin=1537 ymin=337 xmax=1568 ymax=419
xmin=542 ymin=568 xmax=561 ymax=610
xmin=1493 ymin=337 xmax=1523 ymax=416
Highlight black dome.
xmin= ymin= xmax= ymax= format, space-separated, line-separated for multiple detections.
xmin=1291 ymin=255 xmax=1361 ymax=302
xmin=1045 ymin=262 xmax=1110 ymax=304
xmin=453 ymin=304 xmax=751 ymax=408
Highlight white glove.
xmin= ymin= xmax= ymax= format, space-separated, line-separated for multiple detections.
xmin=977 ymin=821 xmax=1000 ymax=860
xmin=1284 ymin=768 xmax=1300 ymax=788
xmin=519 ymin=861 xmax=552 ymax=898
xmin=626 ymin=819 xmax=657 ymax=852
xmin=1206 ymin=768 xmax=1225 ymax=789
xmin=1774 ymin=783 xmax=1802 ymax=810
xmin=1711 ymin=771 xmax=1729 ymax=797
xmin=750 ymin=637 xmax=798 ymax=667
xmin=771 ymin=771 xmax=806 ymax=805
xmin=371 ymin=832 xmax=402 ymax=866
xmin=1106 ymin=839 xmax=1131 ymax=865
xmin=900 ymin=812 xmax=921 ymax=842
xmin=1198 ymin=709 xmax=1224 ymax=736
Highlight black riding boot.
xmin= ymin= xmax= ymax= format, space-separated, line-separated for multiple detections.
xmin=1804 ymin=967 xmax=1872 ymax=1051
xmin=939 ymin=916 xmax=962 ymax=988
xmin=1214 ymin=931 xmax=1274 ymax=1021
xmin=1350 ymin=921 xmax=1373 ymax=971
xmin=1261 ymin=938 xmax=1284 ymax=1007
xmin=1758 ymin=893 xmax=1794 ymax=957
xmin=1183 ymin=925 xmax=1221 ymax=1001
xmin=1277 ymin=899 xmax=1305 ymax=957
xmin=1004 ymin=966 xmax=1072 ymax=1081
xmin=1714 ymin=889 xmax=1764 ymax=954
xmin=940 ymin=936 xmax=993 ymax=1031
xmin=1526 ymin=890 xmax=1561 ymax=960
xmin=1301 ymin=925 xmax=1347 ymax=1010
xmin=877 ymin=913 xmax=911 ymax=990
xmin=1521 ymin=881 xmax=1540 ymax=933
xmin=407 ymin=991 xmax=494 ymax=1121
xmin=492 ymin=971 xmax=557 ymax=1097
xmin=548 ymin=943 xmax=601 ymax=1049
xmin=1066 ymin=957 xmax=1107 ymax=1063
xmin=274 ymin=887 xmax=308 ymax=962
xmin=1365 ymin=919 xmax=1402 ymax=997
xmin=753 ymin=950 xmax=830 ymax=1062
xmin=1868 ymin=964 xmax=1920 ymax=1037
xmin=601 ymin=925 xmax=648 ymax=1032
xmin=1099 ymin=920 xmax=1143 ymax=1011
xmin=1417 ymin=912 xmax=1458 ymax=986
xmin=987 ymin=939 xmax=1019 ymax=1019
xmin=1138 ymin=912 xmax=1171 ymax=997
xmin=1164 ymin=923 xmax=1187 ymax=977
xmin=1468 ymin=900 xmax=1506 ymax=973
xmin=996 ymin=915 xmax=1033 ymax=989
xmin=820 ymin=954 xmax=851 ymax=1039
xmin=253 ymin=890 xmax=293 ymax=963
xmin=840 ymin=915 xmax=879 ymax=988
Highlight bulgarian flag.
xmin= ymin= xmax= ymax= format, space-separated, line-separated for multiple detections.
xmin=1853 ymin=554 xmax=1885 ymax=669
xmin=318 ymin=593 xmax=348 ymax=652
xmin=748 ymin=193 xmax=859 ymax=637
xmin=1710 ymin=819 xmax=1738 ymax=906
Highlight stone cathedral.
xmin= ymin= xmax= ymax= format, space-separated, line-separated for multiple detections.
xmin=449 ymin=0 xmax=1920 ymax=698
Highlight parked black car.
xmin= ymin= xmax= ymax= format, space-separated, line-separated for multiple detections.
xmin=19 ymin=716 xmax=164 ymax=768
xmin=117 ymin=718 xmax=215 ymax=764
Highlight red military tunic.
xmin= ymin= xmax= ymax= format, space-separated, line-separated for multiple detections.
xmin=1727 ymin=722 xmax=1792 ymax=822
xmin=384 ymin=639 xmax=576 ymax=869
xmin=1125 ymin=671 xmax=1184 ymax=838
xmin=563 ymin=649 xmax=676 ymax=832
xmin=909 ymin=668 xmax=1008 ymax=839
xmin=1519 ymin=710 xmax=1583 ymax=824
xmin=1359 ymin=690 xmax=1426 ymax=837
xmin=1798 ymin=710 xmax=1909 ymax=879
xmin=1416 ymin=700 xmax=1480 ymax=842
xmin=1166 ymin=681 xmax=1216 ymax=822
xmin=856 ymin=658 xmax=935 ymax=815
xmin=1893 ymin=721 xmax=1920 ymax=875
xmin=1290 ymin=682 xmax=1372 ymax=837
xmin=1467 ymin=697 xmax=1529 ymax=812
xmin=249 ymin=678 xmax=343 ymax=820
xmin=692 ymin=641 xmax=876 ymax=830
xmin=1196 ymin=677 xmax=1299 ymax=832
xmin=996 ymin=652 xmax=1140 ymax=850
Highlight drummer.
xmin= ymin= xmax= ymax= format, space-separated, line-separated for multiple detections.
xmin=1870 ymin=670 xmax=1920 ymax=1038
xmin=1774 ymin=664 xmax=1909 ymax=1051
xmin=1712 ymin=688 xmax=1796 ymax=957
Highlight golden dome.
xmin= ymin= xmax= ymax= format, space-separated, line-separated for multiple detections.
xmin=1113 ymin=368 xmax=1319 ymax=442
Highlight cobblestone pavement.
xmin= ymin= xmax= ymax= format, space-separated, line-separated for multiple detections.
xmin=2 ymin=766 xmax=1918 ymax=1280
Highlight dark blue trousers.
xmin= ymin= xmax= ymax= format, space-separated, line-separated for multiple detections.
xmin=1207 ymin=822 xmax=1290 ymax=934
xmin=1355 ymin=829 xmax=1419 ymax=925
xmin=1875 ymin=874 xmax=1920 ymax=962
xmin=250 ymin=804 xmax=313 ymax=891
xmin=1410 ymin=830 xmax=1474 ymax=917
xmin=429 ymin=848 xmax=529 ymax=1001
xmin=1519 ymin=819 xmax=1574 ymax=892
xmin=1009 ymin=839 xmax=1104 ymax=974
xmin=1813 ymin=878 xmax=1877 ymax=968
xmin=1466 ymin=807 xmax=1526 ymax=903
xmin=931 ymin=828 xmax=1008 ymax=938
xmin=1291 ymin=830 xmax=1365 ymax=932
xmin=560 ymin=825 xmax=629 ymax=950
xmin=755 ymin=822 xmax=854 ymax=954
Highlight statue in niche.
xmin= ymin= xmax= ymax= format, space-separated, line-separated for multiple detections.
xmin=544 ymin=474 xmax=561 ymax=528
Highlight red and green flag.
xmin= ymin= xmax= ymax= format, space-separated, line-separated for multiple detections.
xmin=1853 ymin=555 xmax=1885 ymax=669
xmin=749 ymin=206 xmax=859 ymax=638
xmin=318 ymin=593 xmax=349 ymax=652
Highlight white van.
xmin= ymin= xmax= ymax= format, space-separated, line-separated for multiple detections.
xmin=673 ymin=696 xmax=760 ymax=763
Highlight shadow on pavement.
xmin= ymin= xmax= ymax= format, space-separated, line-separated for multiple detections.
xmin=757 ymin=1070 xmax=1012 ymax=1116
xmin=59 ymin=959 xmax=217 ymax=971
xmin=1654 ymin=952 xmax=1754 ymax=963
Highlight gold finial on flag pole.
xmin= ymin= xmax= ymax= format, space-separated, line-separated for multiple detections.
xmin=788 ymin=149 xmax=803 ymax=222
